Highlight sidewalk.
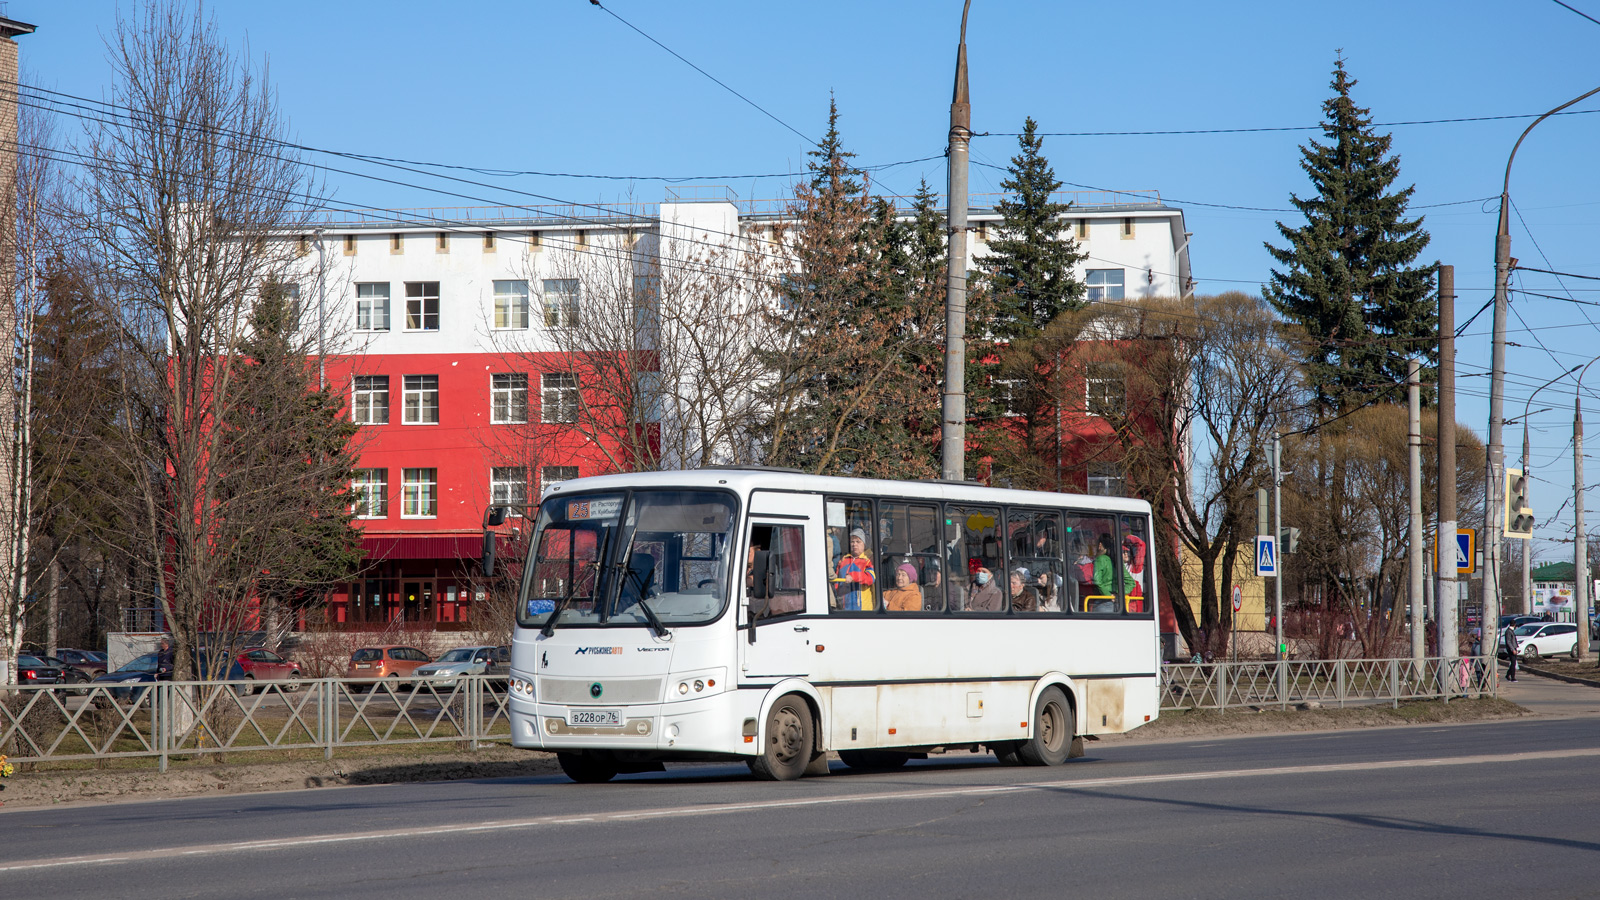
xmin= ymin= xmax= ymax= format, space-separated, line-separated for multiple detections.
xmin=1498 ymin=665 xmax=1600 ymax=717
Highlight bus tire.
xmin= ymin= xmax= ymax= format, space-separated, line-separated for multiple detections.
xmin=838 ymin=750 xmax=910 ymax=770
xmin=1017 ymin=686 xmax=1073 ymax=767
xmin=749 ymin=694 xmax=813 ymax=781
xmin=558 ymin=752 xmax=619 ymax=784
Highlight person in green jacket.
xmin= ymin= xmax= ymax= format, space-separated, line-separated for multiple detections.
xmin=1092 ymin=533 xmax=1133 ymax=611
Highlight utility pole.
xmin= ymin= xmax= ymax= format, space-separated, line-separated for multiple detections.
xmin=1408 ymin=358 xmax=1424 ymax=665
xmin=1273 ymin=434 xmax=1286 ymax=705
xmin=1436 ymin=266 xmax=1458 ymax=676
xmin=940 ymin=0 xmax=972 ymax=483
xmin=1577 ymin=389 xmax=1589 ymax=659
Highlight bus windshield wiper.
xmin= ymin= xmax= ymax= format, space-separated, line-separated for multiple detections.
xmin=541 ymin=530 xmax=610 ymax=637
xmin=620 ymin=560 xmax=670 ymax=639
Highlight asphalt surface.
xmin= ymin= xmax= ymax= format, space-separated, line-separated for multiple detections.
xmin=4 ymin=711 xmax=1600 ymax=900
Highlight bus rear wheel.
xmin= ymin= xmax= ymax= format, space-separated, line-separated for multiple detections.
xmin=1017 ymin=687 xmax=1073 ymax=767
xmin=558 ymin=752 xmax=619 ymax=784
xmin=749 ymin=694 xmax=813 ymax=781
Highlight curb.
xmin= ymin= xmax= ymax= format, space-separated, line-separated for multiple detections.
xmin=1520 ymin=663 xmax=1600 ymax=689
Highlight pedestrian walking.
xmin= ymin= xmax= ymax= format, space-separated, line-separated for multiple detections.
xmin=1502 ymin=622 xmax=1520 ymax=682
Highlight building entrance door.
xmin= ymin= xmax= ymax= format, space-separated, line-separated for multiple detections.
xmin=402 ymin=580 xmax=435 ymax=623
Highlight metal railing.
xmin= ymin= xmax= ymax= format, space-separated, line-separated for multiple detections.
xmin=0 ymin=676 xmax=512 ymax=770
xmin=1162 ymin=656 xmax=1496 ymax=711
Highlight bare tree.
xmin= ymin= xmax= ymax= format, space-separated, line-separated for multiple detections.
xmin=71 ymin=4 xmax=325 ymax=678
xmin=1067 ymin=293 xmax=1306 ymax=658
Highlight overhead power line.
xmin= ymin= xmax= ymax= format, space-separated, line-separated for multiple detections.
xmin=1550 ymin=0 xmax=1600 ymax=27
xmin=978 ymin=106 xmax=1600 ymax=137
xmin=587 ymin=1 xmax=812 ymax=144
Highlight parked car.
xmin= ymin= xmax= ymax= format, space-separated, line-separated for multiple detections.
xmin=1509 ymin=622 xmax=1580 ymax=660
xmin=232 ymin=647 xmax=303 ymax=692
xmin=90 ymin=651 xmax=247 ymax=702
xmin=40 ymin=655 xmax=93 ymax=692
xmin=50 ymin=648 xmax=107 ymax=679
xmin=414 ymin=645 xmax=509 ymax=685
xmin=1471 ymin=615 xmax=1545 ymax=642
xmin=16 ymin=654 xmax=63 ymax=685
xmin=345 ymin=646 xmax=432 ymax=685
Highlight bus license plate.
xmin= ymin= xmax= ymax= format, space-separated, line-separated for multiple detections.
xmin=569 ymin=709 xmax=620 ymax=727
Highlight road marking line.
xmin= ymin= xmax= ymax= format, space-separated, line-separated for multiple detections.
xmin=5 ymin=744 xmax=1599 ymax=872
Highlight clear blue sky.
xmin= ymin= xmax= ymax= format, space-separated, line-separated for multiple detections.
xmin=15 ymin=0 xmax=1600 ymax=561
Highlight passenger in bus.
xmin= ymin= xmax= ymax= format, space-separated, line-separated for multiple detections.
xmin=1123 ymin=534 xmax=1148 ymax=612
xmin=967 ymin=566 xmax=1003 ymax=611
xmin=1092 ymin=533 xmax=1133 ymax=613
xmin=834 ymin=527 xmax=876 ymax=611
xmin=1036 ymin=570 xmax=1062 ymax=612
xmin=884 ymin=562 xmax=923 ymax=611
xmin=1009 ymin=567 xmax=1038 ymax=612
xmin=921 ymin=560 xmax=945 ymax=612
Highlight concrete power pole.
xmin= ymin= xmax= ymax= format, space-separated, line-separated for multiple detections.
xmin=941 ymin=0 xmax=972 ymax=483
xmin=1436 ymin=266 xmax=1459 ymax=675
xmin=1408 ymin=359 xmax=1425 ymax=665
xmin=1577 ymin=389 xmax=1589 ymax=659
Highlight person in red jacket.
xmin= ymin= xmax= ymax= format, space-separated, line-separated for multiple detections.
xmin=1123 ymin=534 xmax=1148 ymax=612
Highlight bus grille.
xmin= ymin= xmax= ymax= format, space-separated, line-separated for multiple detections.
xmin=540 ymin=676 xmax=663 ymax=705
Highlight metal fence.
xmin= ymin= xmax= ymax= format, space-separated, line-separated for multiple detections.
xmin=1162 ymin=656 xmax=1497 ymax=711
xmin=0 ymin=676 xmax=512 ymax=770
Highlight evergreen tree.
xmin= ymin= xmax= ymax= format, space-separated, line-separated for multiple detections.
xmin=219 ymin=280 xmax=363 ymax=635
xmin=1265 ymin=57 xmax=1436 ymax=413
xmin=971 ymin=118 xmax=1087 ymax=486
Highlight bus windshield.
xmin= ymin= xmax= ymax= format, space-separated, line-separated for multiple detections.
xmin=517 ymin=489 xmax=738 ymax=630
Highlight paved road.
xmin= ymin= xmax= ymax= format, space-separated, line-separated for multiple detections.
xmin=4 ymin=715 xmax=1600 ymax=899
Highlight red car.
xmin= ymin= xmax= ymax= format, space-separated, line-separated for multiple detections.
xmin=232 ymin=647 xmax=303 ymax=692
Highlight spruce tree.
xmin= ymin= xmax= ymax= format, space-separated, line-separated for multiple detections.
xmin=971 ymin=118 xmax=1086 ymax=485
xmin=1265 ymin=57 xmax=1436 ymax=413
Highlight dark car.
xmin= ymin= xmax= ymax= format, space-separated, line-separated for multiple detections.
xmin=16 ymin=654 xmax=62 ymax=685
xmin=91 ymin=651 xmax=247 ymax=702
xmin=50 ymin=648 xmax=107 ymax=679
xmin=40 ymin=655 xmax=93 ymax=692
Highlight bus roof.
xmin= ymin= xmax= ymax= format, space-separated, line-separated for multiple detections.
xmin=540 ymin=468 xmax=1153 ymax=516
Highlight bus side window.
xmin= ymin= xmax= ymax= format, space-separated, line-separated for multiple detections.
xmin=1010 ymin=509 xmax=1064 ymax=614
xmin=750 ymin=523 xmax=807 ymax=620
xmin=1067 ymin=514 xmax=1119 ymax=613
xmin=1120 ymin=514 xmax=1151 ymax=615
xmin=826 ymin=497 xmax=876 ymax=612
xmin=947 ymin=504 xmax=1003 ymax=613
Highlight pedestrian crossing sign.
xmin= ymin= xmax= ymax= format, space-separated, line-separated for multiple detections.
xmin=1256 ymin=535 xmax=1278 ymax=577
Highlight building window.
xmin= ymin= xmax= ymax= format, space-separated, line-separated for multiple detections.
xmin=491 ymin=467 xmax=527 ymax=513
xmin=542 ymin=279 xmax=579 ymax=328
xmin=1086 ymin=269 xmax=1125 ymax=301
xmin=541 ymin=465 xmax=579 ymax=493
xmin=528 ymin=231 xmax=541 ymax=250
xmin=403 ymin=375 xmax=439 ymax=425
xmin=494 ymin=280 xmax=530 ymax=329
xmin=1075 ymin=219 xmax=1089 ymax=240
xmin=1087 ymin=462 xmax=1127 ymax=497
xmin=541 ymin=372 xmax=579 ymax=423
xmin=491 ymin=373 xmax=528 ymax=424
xmin=483 ymin=231 xmax=496 ymax=252
xmin=1121 ymin=217 xmax=1135 ymax=239
xmin=390 ymin=233 xmax=404 ymax=254
xmin=355 ymin=283 xmax=390 ymax=331
xmin=574 ymin=230 xmax=587 ymax=249
xmin=404 ymin=282 xmax=440 ymax=331
xmin=352 ymin=468 xmax=388 ymax=518
xmin=1086 ymin=364 xmax=1126 ymax=418
xmin=343 ymin=234 xmax=356 ymax=255
xmin=296 ymin=234 xmax=311 ymax=256
xmin=436 ymin=231 xmax=449 ymax=253
xmin=402 ymin=468 xmax=438 ymax=518
xmin=353 ymin=375 xmax=390 ymax=425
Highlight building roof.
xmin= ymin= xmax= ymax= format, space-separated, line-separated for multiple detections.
xmin=1532 ymin=561 xmax=1576 ymax=582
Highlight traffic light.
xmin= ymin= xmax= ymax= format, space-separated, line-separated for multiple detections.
xmin=1279 ymin=526 xmax=1301 ymax=554
xmin=1505 ymin=468 xmax=1534 ymax=539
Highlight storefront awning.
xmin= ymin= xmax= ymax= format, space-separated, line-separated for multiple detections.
xmin=361 ymin=535 xmax=481 ymax=561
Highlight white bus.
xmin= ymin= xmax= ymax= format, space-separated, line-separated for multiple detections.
xmin=504 ymin=468 xmax=1160 ymax=782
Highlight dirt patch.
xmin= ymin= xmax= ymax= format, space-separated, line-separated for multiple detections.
xmin=0 ymin=745 xmax=561 ymax=810
xmin=1099 ymin=696 xmax=1529 ymax=743
xmin=1522 ymin=657 xmax=1600 ymax=687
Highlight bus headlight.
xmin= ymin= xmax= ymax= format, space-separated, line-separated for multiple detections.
xmin=678 ymin=681 xmax=690 ymax=695
xmin=511 ymin=678 xmax=535 ymax=699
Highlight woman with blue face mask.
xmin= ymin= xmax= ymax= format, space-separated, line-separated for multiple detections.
xmin=967 ymin=566 xmax=1003 ymax=611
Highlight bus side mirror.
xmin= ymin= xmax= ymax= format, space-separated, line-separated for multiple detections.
xmin=482 ymin=531 xmax=497 ymax=578
xmin=486 ymin=507 xmax=508 ymax=527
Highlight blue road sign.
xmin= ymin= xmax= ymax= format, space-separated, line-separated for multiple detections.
xmin=1256 ymin=535 xmax=1278 ymax=577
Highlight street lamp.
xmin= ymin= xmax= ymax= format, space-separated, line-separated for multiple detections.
xmin=1521 ymin=366 xmax=1580 ymax=618
xmin=1484 ymin=84 xmax=1600 ymax=668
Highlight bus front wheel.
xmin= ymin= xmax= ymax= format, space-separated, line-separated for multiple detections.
xmin=750 ymin=694 xmax=813 ymax=781
xmin=558 ymin=752 xmax=619 ymax=784
xmin=1017 ymin=687 xmax=1073 ymax=767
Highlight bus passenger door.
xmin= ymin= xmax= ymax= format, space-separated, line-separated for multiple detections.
xmin=739 ymin=492 xmax=823 ymax=681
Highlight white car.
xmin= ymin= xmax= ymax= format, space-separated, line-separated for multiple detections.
xmin=1513 ymin=623 xmax=1579 ymax=660
xmin=413 ymin=645 xmax=509 ymax=684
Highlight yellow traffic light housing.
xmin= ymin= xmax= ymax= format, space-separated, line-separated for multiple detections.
xmin=1505 ymin=468 xmax=1534 ymax=540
